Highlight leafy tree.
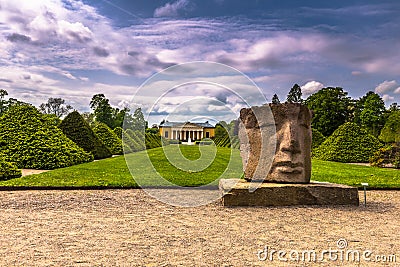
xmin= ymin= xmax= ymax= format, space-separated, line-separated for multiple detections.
xmin=130 ymin=107 xmax=147 ymax=131
xmin=82 ymin=112 xmax=95 ymax=126
xmin=305 ymin=87 xmax=352 ymax=137
xmin=39 ymin=97 xmax=73 ymax=118
xmin=286 ymin=84 xmax=302 ymax=103
xmin=0 ymin=89 xmax=8 ymax=114
xmin=214 ymin=123 xmax=228 ymax=140
xmin=358 ymin=92 xmax=386 ymax=136
xmin=379 ymin=110 xmax=400 ymax=143
xmin=90 ymin=94 xmax=114 ymax=128
xmin=112 ymin=107 xmax=129 ymax=129
xmin=271 ymin=94 xmax=280 ymax=104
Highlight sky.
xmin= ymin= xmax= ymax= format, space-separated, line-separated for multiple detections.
xmin=0 ymin=0 xmax=400 ymax=125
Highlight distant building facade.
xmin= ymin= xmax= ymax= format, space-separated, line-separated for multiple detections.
xmin=159 ymin=121 xmax=215 ymax=141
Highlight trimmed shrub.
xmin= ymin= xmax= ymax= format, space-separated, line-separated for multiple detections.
xmin=125 ymin=129 xmax=146 ymax=151
xmin=370 ymin=145 xmax=400 ymax=168
xmin=59 ymin=111 xmax=112 ymax=160
xmin=213 ymin=134 xmax=239 ymax=149
xmin=113 ymin=127 xmax=123 ymax=139
xmin=313 ymin=122 xmax=383 ymax=163
xmin=312 ymin=128 xmax=325 ymax=150
xmin=145 ymin=132 xmax=162 ymax=149
xmin=379 ymin=110 xmax=400 ymax=143
xmin=0 ymin=105 xmax=93 ymax=169
xmin=0 ymin=156 xmax=21 ymax=180
xmin=92 ymin=123 xmax=123 ymax=155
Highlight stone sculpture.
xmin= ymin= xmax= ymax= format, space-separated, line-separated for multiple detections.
xmin=239 ymin=103 xmax=312 ymax=183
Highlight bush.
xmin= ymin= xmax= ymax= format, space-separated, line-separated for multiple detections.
xmin=125 ymin=129 xmax=146 ymax=151
xmin=0 ymin=105 xmax=93 ymax=169
xmin=59 ymin=111 xmax=112 ymax=160
xmin=145 ymin=132 xmax=162 ymax=149
xmin=92 ymin=123 xmax=123 ymax=155
xmin=313 ymin=122 xmax=383 ymax=163
xmin=312 ymin=128 xmax=325 ymax=150
xmin=0 ymin=157 xmax=21 ymax=180
xmin=370 ymin=145 xmax=400 ymax=168
xmin=379 ymin=110 xmax=400 ymax=143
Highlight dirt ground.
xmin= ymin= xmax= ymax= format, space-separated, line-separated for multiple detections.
xmin=0 ymin=189 xmax=399 ymax=266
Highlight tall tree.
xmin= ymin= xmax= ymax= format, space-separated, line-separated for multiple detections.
xmin=359 ymin=92 xmax=386 ymax=136
xmin=40 ymin=97 xmax=73 ymax=118
xmin=286 ymin=84 xmax=303 ymax=103
xmin=305 ymin=87 xmax=352 ymax=136
xmin=90 ymin=94 xmax=113 ymax=128
xmin=131 ymin=107 xmax=147 ymax=131
xmin=271 ymin=94 xmax=280 ymax=104
xmin=379 ymin=110 xmax=400 ymax=143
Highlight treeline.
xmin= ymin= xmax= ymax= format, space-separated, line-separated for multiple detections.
xmin=213 ymin=84 xmax=399 ymax=167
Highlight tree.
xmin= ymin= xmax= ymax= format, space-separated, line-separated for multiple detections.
xmin=39 ymin=97 xmax=73 ymax=118
xmin=130 ymin=107 xmax=147 ymax=131
xmin=379 ymin=110 xmax=400 ymax=143
xmin=358 ymin=92 xmax=386 ymax=136
xmin=286 ymin=84 xmax=302 ymax=103
xmin=214 ymin=123 xmax=228 ymax=140
xmin=305 ymin=87 xmax=352 ymax=137
xmin=271 ymin=94 xmax=280 ymax=104
xmin=0 ymin=89 xmax=8 ymax=114
xmin=90 ymin=94 xmax=113 ymax=128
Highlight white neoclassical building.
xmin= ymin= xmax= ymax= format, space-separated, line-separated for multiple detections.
xmin=159 ymin=121 xmax=215 ymax=141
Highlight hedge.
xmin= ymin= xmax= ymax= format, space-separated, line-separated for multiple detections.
xmin=125 ymin=129 xmax=146 ymax=151
xmin=59 ymin=111 xmax=112 ymax=160
xmin=0 ymin=156 xmax=22 ymax=180
xmin=0 ymin=105 xmax=93 ymax=169
xmin=92 ymin=122 xmax=123 ymax=155
xmin=313 ymin=122 xmax=383 ymax=163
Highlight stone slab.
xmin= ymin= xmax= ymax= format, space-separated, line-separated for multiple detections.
xmin=219 ymin=179 xmax=359 ymax=207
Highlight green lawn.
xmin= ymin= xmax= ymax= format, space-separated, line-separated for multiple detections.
xmin=0 ymin=146 xmax=398 ymax=188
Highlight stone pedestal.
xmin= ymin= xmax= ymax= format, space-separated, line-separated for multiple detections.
xmin=219 ymin=179 xmax=359 ymax=207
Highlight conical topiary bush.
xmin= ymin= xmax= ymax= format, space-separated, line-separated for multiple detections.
xmin=0 ymin=105 xmax=93 ymax=169
xmin=59 ymin=111 xmax=112 ymax=160
xmin=313 ymin=122 xmax=383 ymax=163
xmin=92 ymin=122 xmax=123 ymax=155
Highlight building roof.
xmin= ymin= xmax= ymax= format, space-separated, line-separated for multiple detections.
xmin=159 ymin=121 xmax=214 ymax=128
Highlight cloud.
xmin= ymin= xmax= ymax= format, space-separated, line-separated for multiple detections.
xmin=375 ymin=80 xmax=400 ymax=94
xmin=92 ymin=46 xmax=110 ymax=57
xmin=301 ymin=81 xmax=324 ymax=96
xmin=382 ymin=94 xmax=394 ymax=102
xmin=154 ymin=0 xmax=193 ymax=18
xmin=6 ymin=33 xmax=32 ymax=43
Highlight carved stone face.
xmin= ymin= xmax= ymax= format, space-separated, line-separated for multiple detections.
xmin=268 ymin=103 xmax=312 ymax=183
xmin=239 ymin=103 xmax=312 ymax=183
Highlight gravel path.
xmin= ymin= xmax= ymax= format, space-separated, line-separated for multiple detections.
xmin=0 ymin=189 xmax=399 ymax=266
